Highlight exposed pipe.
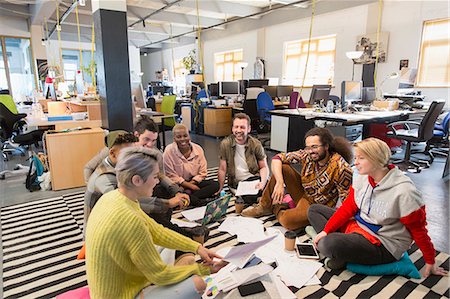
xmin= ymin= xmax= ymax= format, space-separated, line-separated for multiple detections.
xmin=140 ymin=0 xmax=311 ymax=48
xmin=128 ymin=0 xmax=184 ymax=28
xmin=46 ymin=0 xmax=80 ymax=40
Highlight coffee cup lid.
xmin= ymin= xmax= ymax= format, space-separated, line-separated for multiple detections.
xmin=284 ymin=230 xmax=297 ymax=239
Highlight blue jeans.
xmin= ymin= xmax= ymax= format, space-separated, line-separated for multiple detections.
xmin=136 ymin=277 xmax=200 ymax=299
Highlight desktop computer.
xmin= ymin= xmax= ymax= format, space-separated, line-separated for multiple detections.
xmin=341 ymin=81 xmax=362 ymax=111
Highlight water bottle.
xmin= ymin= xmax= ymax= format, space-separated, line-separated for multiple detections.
xmin=326 ymin=100 xmax=335 ymax=113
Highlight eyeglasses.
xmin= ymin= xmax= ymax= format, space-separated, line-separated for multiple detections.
xmin=304 ymin=144 xmax=323 ymax=151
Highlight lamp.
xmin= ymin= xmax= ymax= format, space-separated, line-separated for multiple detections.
xmin=345 ymin=51 xmax=363 ymax=81
xmin=237 ymin=62 xmax=248 ymax=79
xmin=376 ymin=71 xmax=399 ymax=100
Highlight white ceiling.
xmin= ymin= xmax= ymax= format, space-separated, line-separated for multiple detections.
xmin=0 ymin=0 xmax=367 ymax=52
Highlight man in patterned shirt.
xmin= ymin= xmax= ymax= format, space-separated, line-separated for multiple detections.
xmin=242 ymin=127 xmax=353 ymax=231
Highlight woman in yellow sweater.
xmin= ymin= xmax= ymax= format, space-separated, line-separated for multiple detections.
xmin=85 ymin=147 xmax=224 ymax=299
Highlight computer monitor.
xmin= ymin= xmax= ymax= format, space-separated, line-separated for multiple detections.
xmin=208 ymin=83 xmax=219 ymax=97
xmin=248 ymin=79 xmax=269 ymax=88
xmin=309 ymin=85 xmax=332 ymax=105
xmin=152 ymin=86 xmax=165 ymax=95
xmin=263 ymin=85 xmax=277 ymax=98
xmin=277 ymin=85 xmax=294 ymax=98
xmin=362 ymin=87 xmax=376 ymax=105
xmin=219 ymin=81 xmax=240 ymax=97
xmin=192 ymin=81 xmax=205 ymax=90
xmin=341 ymin=81 xmax=362 ymax=102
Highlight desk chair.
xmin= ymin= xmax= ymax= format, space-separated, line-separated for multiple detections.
xmin=387 ymin=100 xmax=444 ymax=172
xmin=426 ymin=111 xmax=449 ymax=160
xmin=196 ymin=89 xmax=208 ymax=100
xmin=0 ymin=103 xmax=44 ymax=161
xmin=244 ymin=87 xmax=264 ymax=132
xmin=256 ymin=92 xmax=275 ymax=148
xmin=160 ymin=95 xmax=177 ymax=127
xmin=289 ymin=91 xmax=306 ymax=109
xmin=0 ymin=94 xmax=19 ymax=114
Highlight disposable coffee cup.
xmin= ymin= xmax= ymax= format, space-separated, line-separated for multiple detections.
xmin=284 ymin=230 xmax=297 ymax=251
xmin=235 ymin=197 xmax=245 ymax=214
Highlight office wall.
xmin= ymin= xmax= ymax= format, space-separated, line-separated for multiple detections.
xmin=0 ymin=16 xmax=30 ymax=37
xmin=264 ymin=5 xmax=368 ymax=101
xmin=141 ymin=0 xmax=449 ymax=105
xmin=370 ymin=1 xmax=449 ymax=104
xmin=202 ymin=30 xmax=258 ymax=83
xmin=140 ymin=43 xmax=196 ymax=85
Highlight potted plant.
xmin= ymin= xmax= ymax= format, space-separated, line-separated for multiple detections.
xmin=181 ymin=49 xmax=197 ymax=74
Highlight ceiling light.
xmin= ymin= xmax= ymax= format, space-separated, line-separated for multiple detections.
xmin=143 ymin=53 xmax=148 ymax=56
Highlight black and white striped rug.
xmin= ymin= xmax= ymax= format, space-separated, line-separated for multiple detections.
xmin=2 ymin=167 xmax=449 ymax=298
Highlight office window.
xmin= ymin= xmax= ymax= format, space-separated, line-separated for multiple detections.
xmin=0 ymin=37 xmax=35 ymax=101
xmin=173 ymin=59 xmax=186 ymax=94
xmin=417 ymin=18 xmax=450 ymax=87
xmin=214 ymin=49 xmax=243 ymax=81
xmin=62 ymin=49 xmax=94 ymax=91
xmin=283 ymin=35 xmax=336 ymax=87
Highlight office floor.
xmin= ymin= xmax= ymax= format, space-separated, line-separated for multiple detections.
xmin=1 ymin=132 xmax=449 ymax=250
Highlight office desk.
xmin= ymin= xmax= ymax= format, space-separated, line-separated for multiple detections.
xmin=204 ymin=107 xmax=232 ymax=137
xmin=45 ymin=128 xmax=105 ymax=190
xmin=138 ymin=109 xmax=176 ymax=148
xmin=65 ymin=100 xmax=101 ymax=120
xmin=269 ymin=109 xmax=416 ymax=152
xmin=26 ymin=117 xmax=102 ymax=130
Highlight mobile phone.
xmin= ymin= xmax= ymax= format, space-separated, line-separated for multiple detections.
xmin=295 ymin=243 xmax=319 ymax=259
xmin=238 ymin=281 xmax=266 ymax=297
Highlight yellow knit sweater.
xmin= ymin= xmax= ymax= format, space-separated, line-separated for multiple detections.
xmin=85 ymin=189 xmax=210 ymax=299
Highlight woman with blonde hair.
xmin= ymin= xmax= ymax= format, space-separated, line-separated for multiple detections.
xmin=85 ymin=147 xmax=224 ymax=299
xmin=308 ymin=138 xmax=447 ymax=278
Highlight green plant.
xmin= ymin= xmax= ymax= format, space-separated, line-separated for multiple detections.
xmin=181 ymin=49 xmax=197 ymax=71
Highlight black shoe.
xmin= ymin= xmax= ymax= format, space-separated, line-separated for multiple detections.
xmin=189 ymin=226 xmax=210 ymax=242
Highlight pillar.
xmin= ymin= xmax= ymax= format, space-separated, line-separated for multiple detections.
xmin=92 ymin=0 xmax=133 ymax=131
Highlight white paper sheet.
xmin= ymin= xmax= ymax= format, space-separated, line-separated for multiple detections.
xmin=218 ymin=216 xmax=266 ymax=243
xmin=223 ymin=235 xmax=277 ymax=268
xmin=270 ymin=273 xmax=297 ymax=299
xmin=304 ymin=275 xmax=321 ymax=286
xmin=235 ymin=180 xmax=260 ymax=196
xmin=170 ymin=218 xmax=199 ymax=228
xmin=180 ymin=206 xmax=206 ymax=222
xmin=273 ymin=256 xmax=322 ymax=289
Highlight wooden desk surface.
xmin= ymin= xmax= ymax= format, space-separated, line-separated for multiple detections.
xmin=26 ymin=117 xmax=102 ymax=130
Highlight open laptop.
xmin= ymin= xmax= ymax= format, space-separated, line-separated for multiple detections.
xmin=198 ymin=195 xmax=231 ymax=225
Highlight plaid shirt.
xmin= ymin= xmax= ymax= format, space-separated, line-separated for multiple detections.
xmin=83 ymin=157 xmax=168 ymax=233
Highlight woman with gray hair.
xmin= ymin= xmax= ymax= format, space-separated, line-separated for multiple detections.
xmin=85 ymin=146 xmax=225 ymax=299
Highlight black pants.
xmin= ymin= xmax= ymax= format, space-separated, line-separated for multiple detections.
xmin=142 ymin=183 xmax=193 ymax=238
xmin=308 ymin=204 xmax=396 ymax=265
xmin=239 ymin=176 xmax=263 ymax=205
xmin=189 ymin=179 xmax=220 ymax=207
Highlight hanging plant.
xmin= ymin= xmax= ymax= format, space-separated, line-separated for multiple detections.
xmin=181 ymin=49 xmax=197 ymax=73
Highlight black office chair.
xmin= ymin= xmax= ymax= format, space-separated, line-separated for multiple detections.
xmin=386 ymin=100 xmax=445 ymax=172
xmin=0 ymin=103 xmax=44 ymax=161
xmin=426 ymin=111 xmax=450 ymax=160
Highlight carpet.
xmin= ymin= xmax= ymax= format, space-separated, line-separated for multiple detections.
xmin=2 ymin=167 xmax=449 ymax=298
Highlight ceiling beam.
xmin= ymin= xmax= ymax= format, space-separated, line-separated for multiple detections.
xmin=128 ymin=0 xmax=184 ymax=28
xmin=127 ymin=9 xmax=225 ymax=30
xmin=46 ymin=0 xmax=80 ymax=40
xmin=176 ymin=0 xmax=262 ymax=18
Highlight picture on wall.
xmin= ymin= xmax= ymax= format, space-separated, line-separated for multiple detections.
xmin=354 ymin=32 xmax=389 ymax=64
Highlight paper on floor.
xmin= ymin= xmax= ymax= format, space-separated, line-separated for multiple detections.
xmin=223 ymin=235 xmax=277 ymax=268
xmin=170 ymin=218 xmax=199 ymax=228
xmin=180 ymin=206 xmax=206 ymax=222
xmin=218 ymin=216 xmax=266 ymax=243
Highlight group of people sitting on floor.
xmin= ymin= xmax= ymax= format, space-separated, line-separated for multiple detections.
xmin=82 ymin=112 xmax=446 ymax=299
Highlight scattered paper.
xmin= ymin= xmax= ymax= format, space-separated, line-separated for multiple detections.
xmin=170 ymin=218 xmax=199 ymax=228
xmin=304 ymin=275 xmax=321 ymax=286
xmin=235 ymin=180 xmax=260 ymax=196
xmin=273 ymin=256 xmax=322 ymax=289
xmin=223 ymin=235 xmax=276 ymax=268
xmin=217 ymin=263 xmax=274 ymax=292
xmin=270 ymin=273 xmax=297 ymax=299
xmin=218 ymin=216 xmax=266 ymax=243
xmin=181 ymin=206 xmax=206 ymax=222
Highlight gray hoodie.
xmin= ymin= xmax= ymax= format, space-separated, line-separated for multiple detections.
xmin=353 ymin=167 xmax=424 ymax=260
